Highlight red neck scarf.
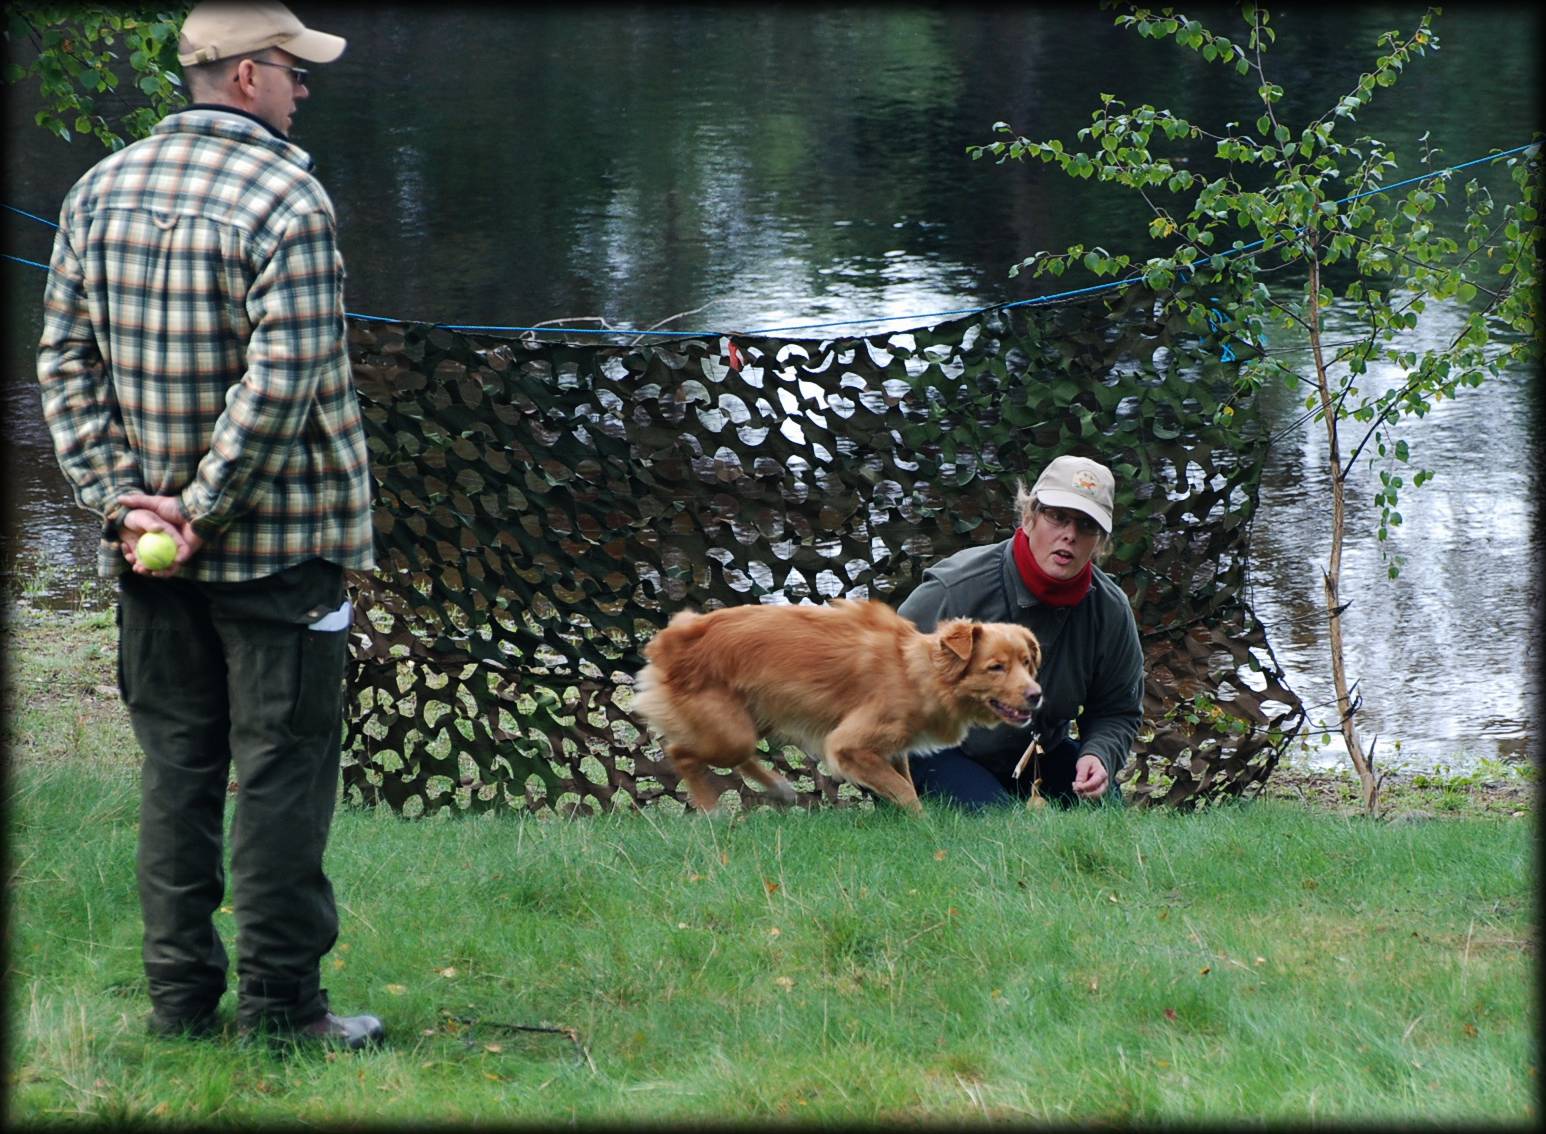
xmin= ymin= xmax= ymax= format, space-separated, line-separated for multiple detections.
xmin=1012 ymin=527 xmax=1092 ymax=607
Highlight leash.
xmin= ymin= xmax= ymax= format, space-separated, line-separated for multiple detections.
xmin=1012 ymin=736 xmax=1047 ymax=809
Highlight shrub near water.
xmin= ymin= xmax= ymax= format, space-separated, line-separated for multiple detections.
xmin=5 ymin=742 xmax=1533 ymax=1125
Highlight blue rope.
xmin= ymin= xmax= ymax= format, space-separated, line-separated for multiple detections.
xmin=6 ymin=141 xmax=1538 ymax=339
xmin=1207 ymin=307 xmax=1238 ymax=362
xmin=1341 ymin=143 xmax=1538 ymax=204
xmin=1004 ymin=279 xmax=1132 ymax=309
xmin=3 ymin=203 xmax=58 ymax=228
xmin=432 ymin=321 xmax=721 ymax=338
xmin=740 ymin=305 xmax=993 ymax=336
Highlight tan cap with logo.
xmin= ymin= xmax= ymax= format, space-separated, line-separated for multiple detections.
xmin=178 ymin=1 xmax=346 ymax=66
xmin=1031 ymin=455 xmax=1116 ymax=533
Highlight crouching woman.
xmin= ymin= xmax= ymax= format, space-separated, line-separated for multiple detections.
xmin=897 ymin=455 xmax=1145 ymax=808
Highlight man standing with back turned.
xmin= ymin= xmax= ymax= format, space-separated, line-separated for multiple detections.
xmin=37 ymin=1 xmax=381 ymax=1050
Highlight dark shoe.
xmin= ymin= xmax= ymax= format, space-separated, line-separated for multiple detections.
xmin=147 ymin=1009 xmax=219 ymax=1039
xmin=242 ymin=1010 xmax=385 ymax=1052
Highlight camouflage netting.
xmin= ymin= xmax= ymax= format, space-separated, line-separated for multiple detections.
xmin=341 ymin=282 xmax=1304 ymax=816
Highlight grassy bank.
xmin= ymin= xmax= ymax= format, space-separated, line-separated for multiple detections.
xmin=4 ymin=605 xmax=1538 ymax=1124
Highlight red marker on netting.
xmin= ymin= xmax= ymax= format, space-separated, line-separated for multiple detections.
xmin=726 ymin=339 xmax=743 ymax=372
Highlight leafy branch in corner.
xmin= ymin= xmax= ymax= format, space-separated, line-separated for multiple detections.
xmin=5 ymin=5 xmax=189 ymax=150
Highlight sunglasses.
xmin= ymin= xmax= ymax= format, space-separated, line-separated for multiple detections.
xmin=1035 ymin=504 xmax=1103 ymax=538
xmin=248 ymin=59 xmax=309 ymax=86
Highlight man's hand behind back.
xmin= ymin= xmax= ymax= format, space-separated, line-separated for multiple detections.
xmin=117 ymin=492 xmax=205 ymax=577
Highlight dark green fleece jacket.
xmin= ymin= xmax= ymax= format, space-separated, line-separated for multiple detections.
xmin=897 ymin=537 xmax=1145 ymax=779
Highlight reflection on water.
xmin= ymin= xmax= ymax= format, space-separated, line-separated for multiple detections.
xmin=1246 ymin=298 xmax=1536 ymax=769
xmin=3 ymin=6 xmax=1537 ymax=770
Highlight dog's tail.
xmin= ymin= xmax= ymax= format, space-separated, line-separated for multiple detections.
xmin=633 ymin=609 xmax=707 ymax=732
xmin=640 ymin=608 xmax=710 ymax=667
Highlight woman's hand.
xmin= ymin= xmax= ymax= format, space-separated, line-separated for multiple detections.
xmin=1071 ymin=753 xmax=1109 ymax=798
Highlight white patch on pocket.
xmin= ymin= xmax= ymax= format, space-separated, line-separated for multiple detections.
xmin=307 ymin=600 xmax=351 ymax=632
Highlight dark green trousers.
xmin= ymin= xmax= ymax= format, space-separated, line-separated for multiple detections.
xmin=117 ymin=558 xmax=348 ymax=1029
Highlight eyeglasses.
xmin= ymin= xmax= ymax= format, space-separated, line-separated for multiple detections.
xmin=1035 ymin=505 xmax=1103 ymax=538
xmin=248 ymin=59 xmax=309 ymax=86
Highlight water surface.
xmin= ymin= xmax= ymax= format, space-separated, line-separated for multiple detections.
xmin=4 ymin=5 xmax=1538 ymax=769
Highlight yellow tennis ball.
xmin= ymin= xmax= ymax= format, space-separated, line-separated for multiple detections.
xmin=137 ymin=530 xmax=177 ymax=571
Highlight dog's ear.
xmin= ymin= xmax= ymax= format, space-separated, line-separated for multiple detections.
xmin=938 ymin=619 xmax=979 ymax=663
xmin=1020 ymin=626 xmax=1042 ymax=672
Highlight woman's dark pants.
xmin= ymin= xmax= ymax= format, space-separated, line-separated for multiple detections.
xmin=910 ymin=736 xmax=1123 ymax=810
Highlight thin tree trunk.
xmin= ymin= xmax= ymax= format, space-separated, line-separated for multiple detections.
xmin=1307 ymin=256 xmax=1378 ymax=812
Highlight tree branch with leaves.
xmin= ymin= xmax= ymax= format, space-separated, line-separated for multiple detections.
xmin=4 ymin=5 xmax=189 ymax=151
xmin=971 ymin=3 xmax=1541 ymax=812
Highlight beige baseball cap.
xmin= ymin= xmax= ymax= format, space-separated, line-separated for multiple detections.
xmin=178 ymin=1 xmax=346 ymax=66
xmin=1031 ymin=455 xmax=1116 ymax=533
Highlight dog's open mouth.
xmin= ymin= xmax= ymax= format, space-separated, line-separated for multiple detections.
xmin=990 ymin=699 xmax=1034 ymax=725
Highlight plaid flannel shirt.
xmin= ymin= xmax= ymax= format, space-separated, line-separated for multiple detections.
xmin=37 ymin=107 xmax=375 ymax=581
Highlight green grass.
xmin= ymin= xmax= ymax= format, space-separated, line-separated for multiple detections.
xmin=6 ymin=757 xmax=1536 ymax=1124
xmin=4 ymin=605 xmax=1538 ymax=1124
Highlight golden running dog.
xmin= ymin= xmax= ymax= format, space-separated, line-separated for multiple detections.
xmin=633 ymin=598 xmax=1041 ymax=814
